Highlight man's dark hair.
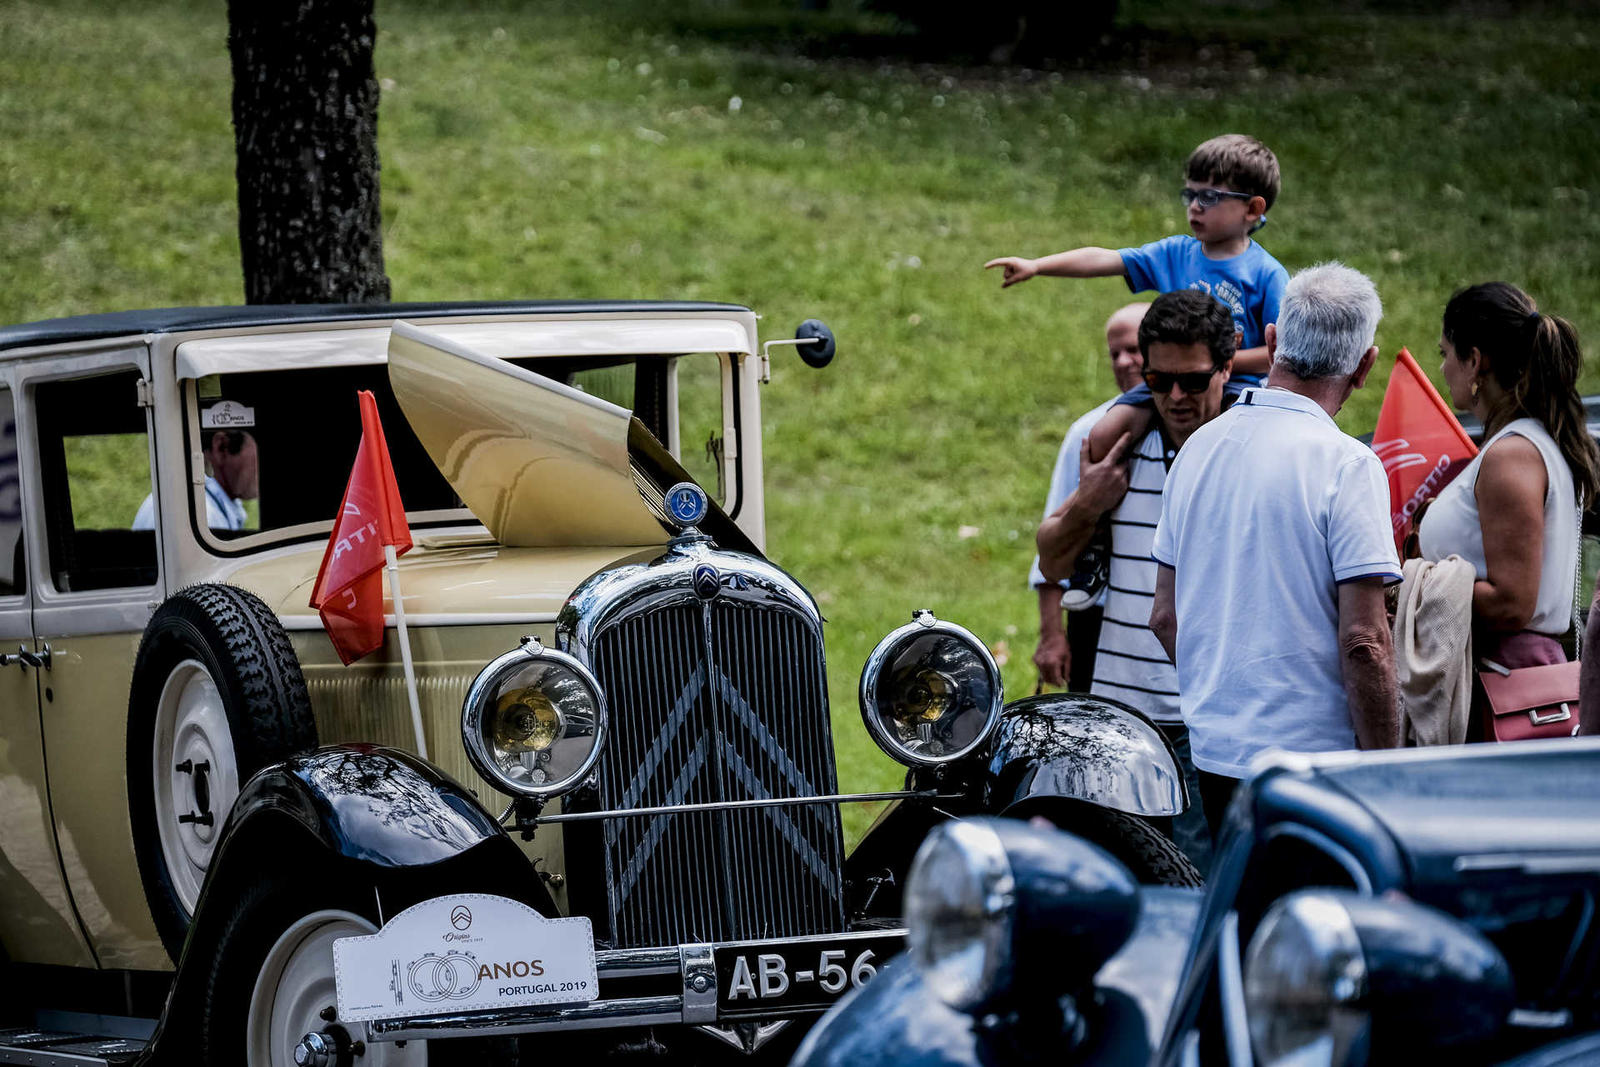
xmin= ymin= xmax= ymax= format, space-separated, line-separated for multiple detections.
xmin=1138 ymin=290 xmax=1238 ymax=369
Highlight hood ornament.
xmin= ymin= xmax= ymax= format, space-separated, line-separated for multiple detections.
xmin=665 ymin=481 xmax=709 ymax=532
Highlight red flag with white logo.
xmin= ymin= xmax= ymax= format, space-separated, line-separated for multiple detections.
xmin=1370 ymin=348 xmax=1478 ymax=554
xmin=308 ymin=390 xmax=412 ymax=665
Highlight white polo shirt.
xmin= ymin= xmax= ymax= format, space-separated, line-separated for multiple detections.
xmin=1151 ymin=387 xmax=1402 ymax=776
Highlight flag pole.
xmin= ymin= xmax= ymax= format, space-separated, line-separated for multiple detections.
xmin=386 ymin=543 xmax=428 ymax=759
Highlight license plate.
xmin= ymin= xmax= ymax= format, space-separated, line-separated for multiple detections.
xmin=333 ymin=894 xmax=598 ymax=1023
xmin=714 ymin=931 xmax=906 ymax=1016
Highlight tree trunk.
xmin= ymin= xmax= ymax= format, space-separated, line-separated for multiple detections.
xmin=227 ymin=0 xmax=390 ymax=304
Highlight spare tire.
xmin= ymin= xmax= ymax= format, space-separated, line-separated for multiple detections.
xmin=128 ymin=583 xmax=318 ymax=961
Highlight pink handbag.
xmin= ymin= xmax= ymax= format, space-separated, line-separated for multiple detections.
xmin=1474 ymin=489 xmax=1585 ymax=742
xmin=1477 ymin=659 xmax=1581 ymax=742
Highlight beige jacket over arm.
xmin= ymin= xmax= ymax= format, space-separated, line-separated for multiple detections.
xmin=1391 ymin=555 xmax=1477 ymax=746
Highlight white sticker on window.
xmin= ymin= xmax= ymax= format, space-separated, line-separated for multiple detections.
xmin=201 ymin=401 xmax=255 ymax=429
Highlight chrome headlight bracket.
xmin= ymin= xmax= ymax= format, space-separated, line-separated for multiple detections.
xmin=859 ymin=610 xmax=1004 ymax=767
xmin=462 ymin=636 xmax=608 ymax=800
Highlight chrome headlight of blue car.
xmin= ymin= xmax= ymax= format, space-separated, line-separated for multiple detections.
xmin=905 ymin=817 xmax=1140 ymax=1013
xmin=906 ymin=819 xmax=1017 ymax=1010
xmin=859 ymin=610 xmax=1003 ymax=767
xmin=1244 ymin=890 xmax=1514 ymax=1067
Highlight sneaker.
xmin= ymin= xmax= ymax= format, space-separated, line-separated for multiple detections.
xmin=1060 ymin=521 xmax=1110 ymax=610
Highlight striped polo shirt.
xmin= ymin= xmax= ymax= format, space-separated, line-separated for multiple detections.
xmin=1090 ymin=427 xmax=1180 ymax=723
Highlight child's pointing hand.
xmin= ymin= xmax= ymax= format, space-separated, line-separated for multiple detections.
xmin=984 ymin=256 xmax=1038 ymax=288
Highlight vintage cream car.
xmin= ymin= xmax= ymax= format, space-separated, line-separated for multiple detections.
xmin=0 ymin=302 xmax=1197 ymax=1066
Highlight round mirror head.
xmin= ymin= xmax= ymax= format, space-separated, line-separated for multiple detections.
xmin=796 ymin=319 xmax=836 ymax=368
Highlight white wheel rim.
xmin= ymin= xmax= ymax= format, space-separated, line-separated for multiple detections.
xmin=247 ymin=910 xmax=427 ymax=1066
xmin=151 ymin=658 xmax=240 ymax=914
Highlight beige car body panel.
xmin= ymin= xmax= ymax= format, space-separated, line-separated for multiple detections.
xmin=0 ymin=305 xmax=769 ymax=973
xmin=5 ymin=341 xmax=172 ymax=970
xmin=387 ymin=321 xmax=669 ymax=548
xmin=0 ymin=374 xmax=97 ymax=969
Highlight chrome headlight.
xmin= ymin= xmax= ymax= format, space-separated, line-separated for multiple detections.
xmin=906 ymin=817 xmax=1140 ymax=1014
xmin=1244 ymin=891 xmax=1513 ymax=1067
xmin=906 ymin=820 xmax=1016 ymax=1012
xmin=1244 ymin=893 xmax=1369 ymax=1067
xmin=462 ymin=638 xmax=606 ymax=799
xmin=858 ymin=610 xmax=1003 ymax=766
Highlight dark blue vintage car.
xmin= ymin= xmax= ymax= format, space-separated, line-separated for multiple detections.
xmin=793 ymin=738 xmax=1600 ymax=1067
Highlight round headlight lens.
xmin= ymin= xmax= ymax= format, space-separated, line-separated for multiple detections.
xmin=906 ymin=820 xmax=1016 ymax=1012
xmin=1244 ymin=893 xmax=1370 ymax=1067
xmin=859 ymin=612 xmax=1003 ymax=766
xmin=493 ymin=687 xmax=565 ymax=753
xmin=462 ymin=642 xmax=606 ymax=799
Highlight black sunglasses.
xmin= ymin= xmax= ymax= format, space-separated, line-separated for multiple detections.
xmin=1142 ymin=366 xmax=1224 ymax=395
xmin=1180 ymin=187 xmax=1254 ymax=209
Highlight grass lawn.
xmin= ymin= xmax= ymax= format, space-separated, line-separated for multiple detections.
xmin=3 ymin=0 xmax=1598 ymax=843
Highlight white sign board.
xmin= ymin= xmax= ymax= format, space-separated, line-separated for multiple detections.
xmin=200 ymin=400 xmax=256 ymax=429
xmin=333 ymin=894 xmax=598 ymax=1023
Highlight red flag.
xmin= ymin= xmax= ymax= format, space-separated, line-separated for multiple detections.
xmin=309 ymin=390 xmax=413 ymax=665
xmin=1370 ymin=348 xmax=1478 ymax=554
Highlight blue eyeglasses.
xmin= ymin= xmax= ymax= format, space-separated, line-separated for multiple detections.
xmin=1180 ymin=187 xmax=1255 ymax=209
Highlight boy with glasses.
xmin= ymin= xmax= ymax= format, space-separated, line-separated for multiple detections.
xmin=986 ymin=134 xmax=1286 ymax=468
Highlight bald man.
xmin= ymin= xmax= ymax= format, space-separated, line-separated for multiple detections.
xmin=1029 ymin=303 xmax=1149 ymax=690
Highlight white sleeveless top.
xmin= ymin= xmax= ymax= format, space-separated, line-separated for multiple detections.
xmin=1417 ymin=417 xmax=1579 ymax=635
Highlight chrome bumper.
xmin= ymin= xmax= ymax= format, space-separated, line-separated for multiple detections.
xmin=361 ymin=928 xmax=905 ymax=1044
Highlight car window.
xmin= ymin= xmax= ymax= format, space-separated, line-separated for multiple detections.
xmin=189 ymin=352 xmax=733 ymax=551
xmin=673 ymin=353 xmax=728 ymax=503
xmin=568 ymin=362 xmax=635 ymax=408
xmin=0 ymin=386 xmax=22 ymax=596
xmin=188 ymin=365 xmax=464 ymax=547
xmin=567 ymin=353 xmax=728 ymax=503
xmin=35 ymin=370 xmax=158 ymax=591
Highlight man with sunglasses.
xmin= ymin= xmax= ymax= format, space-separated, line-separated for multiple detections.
xmin=1037 ymin=289 xmax=1238 ymax=871
xmin=1028 ymin=302 xmax=1150 ymax=694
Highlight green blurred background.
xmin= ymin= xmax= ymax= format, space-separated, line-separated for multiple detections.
xmin=4 ymin=0 xmax=1598 ymax=840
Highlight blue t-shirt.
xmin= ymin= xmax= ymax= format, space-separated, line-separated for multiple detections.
xmin=1118 ymin=235 xmax=1288 ymax=350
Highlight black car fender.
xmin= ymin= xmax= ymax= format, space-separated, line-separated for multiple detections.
xmin=148 ymin=745 xmax=549 ymax=1053
xmin=844 ymin=696 xmax=1188 ymax=919
xmin=213 ymin=743 xmax=511 ymax=869
xmin=985 ymin=694 xmax=1188 ymax=818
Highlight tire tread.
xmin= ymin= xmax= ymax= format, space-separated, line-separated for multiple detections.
xmin=1055 ymin=807 xmax=1204 ymax=888
xmin=127 ymin=582 xmax=318 ymax=961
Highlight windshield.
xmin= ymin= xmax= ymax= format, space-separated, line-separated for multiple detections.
xmin=184 ymin=351 xmax=732 ymax=552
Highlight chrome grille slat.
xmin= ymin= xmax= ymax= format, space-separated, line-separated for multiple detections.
xmin=585 ymin=587 xmax=844 ymax=948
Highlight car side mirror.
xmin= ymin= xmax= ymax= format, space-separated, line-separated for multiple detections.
xmin=758 ymin=320 xmax=837 ymax=382
xmin=794 ymin=319 xmax=835 ymax=368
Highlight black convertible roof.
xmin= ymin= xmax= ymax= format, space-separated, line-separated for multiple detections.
xmin=0 ymin=300 xmax=753 ymax=353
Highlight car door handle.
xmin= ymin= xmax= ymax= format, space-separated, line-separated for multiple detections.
xmin=0 ymin=644 xmax=49 ymax=669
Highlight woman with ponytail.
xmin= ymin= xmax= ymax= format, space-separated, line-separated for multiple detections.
xmin=1417 ymin=282 xmax=1599 ymax=729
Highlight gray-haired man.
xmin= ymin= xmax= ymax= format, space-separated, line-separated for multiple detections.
xmin=1149 ymin=262 xmax=1403 ymax=837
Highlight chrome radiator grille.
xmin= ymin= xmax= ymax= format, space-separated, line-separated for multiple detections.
xmin=587 ymin=599 xmax=846 ymax=948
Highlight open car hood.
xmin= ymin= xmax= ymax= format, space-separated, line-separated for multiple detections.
xmin=387 ymin=320 xmax=674 ymax=549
